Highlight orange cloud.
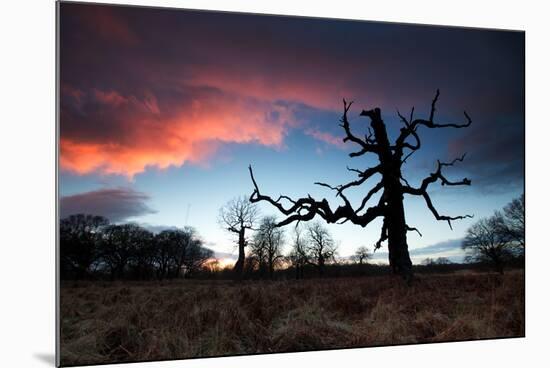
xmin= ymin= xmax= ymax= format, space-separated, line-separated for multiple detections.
xmin=60 ymin=87 xmax=297 ymax=177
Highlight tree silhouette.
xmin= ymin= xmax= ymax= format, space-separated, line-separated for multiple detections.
xmin=422 ymin=257 xmax=451 ymax=266
xmin=288 ymin=225 xmax=309 ymax=279
xmin=353 ymin=246 xmax=371 ymax=265
xmin=153 ymin=230 xmax=178 ymax=280
xmin=495 ymin=194 xmax=525 ymax=248
xmin=181 ymin=231 xmax=213 ymax=278
xmin=60 ymin=214 xmax=109 ymax=279
xmin=219 ymin=196 xmax=259 ymax=279
xmin=435 ymin=257 xmax=452 ymax=265
xmin=249 ymin=90 xmax=472 ymax=281
xmin=305 ymin=222 xmax=337 ymax=277
xmin=59 ymin=216 xmax=215 ymax=280
xmin=249 ymin=216 xmax=285 ymax=279
xmin=100 ymin=224 xmax=150 ymax=280
xmin=127 ymin=227 xmax=155 ymax=280
xmin=462 ymin=216 xmax=515 ymax=274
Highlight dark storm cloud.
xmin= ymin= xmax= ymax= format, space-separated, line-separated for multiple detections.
xmin=449 ymin=115 xmax=524 ymax=193
xmin=60 ymin=187 xmax=156 ymax=222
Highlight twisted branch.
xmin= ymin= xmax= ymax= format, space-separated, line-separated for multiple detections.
xmin=340 ymin=99 xmax=379 ymax=156
xmin=249 ymin=165 xmax=386 ymax=227
xmin=406 ymin=225 xmax=423 ymax=237
xmin=393 ymin=89 xmax=472 ymax=161
xmin=374 ymin=219 xmax=388 ymax=251
xmin=402 ymin=154 xmax=473 ymax=229
xmin=315 ymin=164 xmax=381 ymax=196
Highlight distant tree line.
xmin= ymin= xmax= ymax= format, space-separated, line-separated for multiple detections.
xmin=421 ymin=257 xmax=452 ymax=266
xmin=60 ymin=214 xmax=213 ymax=280
xmin=60 ymin=194 xmax=524 ymax=281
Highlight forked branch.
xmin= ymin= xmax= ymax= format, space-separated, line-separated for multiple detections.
xmin=340 ymin=99 xmax=379 ymax=156
xmin=374 ymin=219 xmax=388 ymax=251
xmin=393 ymin=90 xmax=472 ymax=159
xmin=314 ymin=164 xmax=381 ymax=196
xmin=416 ymin=89 xmax=472 ymax=129
xmin=402 ymin=154 xmax=473 ymax=229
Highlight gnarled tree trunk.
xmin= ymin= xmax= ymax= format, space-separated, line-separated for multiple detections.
xmin=369 ymin=108 xmax=413 ymax=279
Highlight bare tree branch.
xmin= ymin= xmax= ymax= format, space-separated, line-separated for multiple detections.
xmin=421 ymin=191 xmax=473 ymax=230
xmin=340 ymin=99 xmax=379 ymax=156
xmin=374 ymin=218 xmax=388 ymax=251
xmin=346 ymin=166 xmax=363 ymax=175
xmin=393 ymin=90 xmax=472 ymax=161
xmin=250 ymin=165 xmax=386 ymax=227
xmin=406 ymin=225 xmax=423 ymax=237
xmin=315 ymin=164 xmax=381 ymax=198
xmin=355 ymin=181 xmax=384 ymax=215
xmin=413 ymin=89 xmax=472 ymax=129
xmin=402 ymin=154 xmax=472 ymax=229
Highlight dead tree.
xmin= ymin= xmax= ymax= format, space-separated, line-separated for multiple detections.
xmin=249 ymin=90 xmax=472 ymax=281
xmin=218 ymin=196 xmax=259 ymax=279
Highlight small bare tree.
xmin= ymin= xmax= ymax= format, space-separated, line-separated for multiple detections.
xmin=219 ymin=196 xmax=259 ymax=279
xmin=306 ymin=222 xmax=337 ymax=276
xmin=353 ymin=246 xmax=371 ymax=265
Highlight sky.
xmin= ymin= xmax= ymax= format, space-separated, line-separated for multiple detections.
xmin=58 ymin=2 xmax=525 ymax=264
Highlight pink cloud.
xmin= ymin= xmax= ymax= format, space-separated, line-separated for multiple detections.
xmin=304 ymin=128 xmax=346 ymax=149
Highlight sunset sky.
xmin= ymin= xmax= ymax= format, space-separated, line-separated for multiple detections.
xmin=59 ymin=3 xmax=524 ymax=263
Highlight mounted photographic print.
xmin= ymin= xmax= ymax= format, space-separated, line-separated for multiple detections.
xmin=56 ymin=1 xmax=525 ymax=366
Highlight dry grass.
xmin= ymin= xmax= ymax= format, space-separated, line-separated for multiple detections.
xmin=60 ymin=271 xmax=524 ymax=366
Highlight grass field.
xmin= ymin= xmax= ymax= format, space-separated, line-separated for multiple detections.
xmin=59 ymin=271 xmax=524 ymax=366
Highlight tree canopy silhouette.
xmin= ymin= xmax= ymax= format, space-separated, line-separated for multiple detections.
xmin=249 ymin=216 xmax=285 ymax=279
xmin=60 ymin=214 xmax=109 ymax=279
xmin=462 ymin=195 xmax=524 ymax=273
xmin=495 ymin=194 xmax=525 ymax=248
xmin=59 ymin=214 xmax=214 ymax=281
xmin=249 ymin=90 xmax=473 ymax=281
xmin=462 ymin=217 xmax=514 ymax=274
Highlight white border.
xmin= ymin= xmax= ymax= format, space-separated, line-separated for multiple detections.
xmin=1 ymin=1 xmax=548 ymax=367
